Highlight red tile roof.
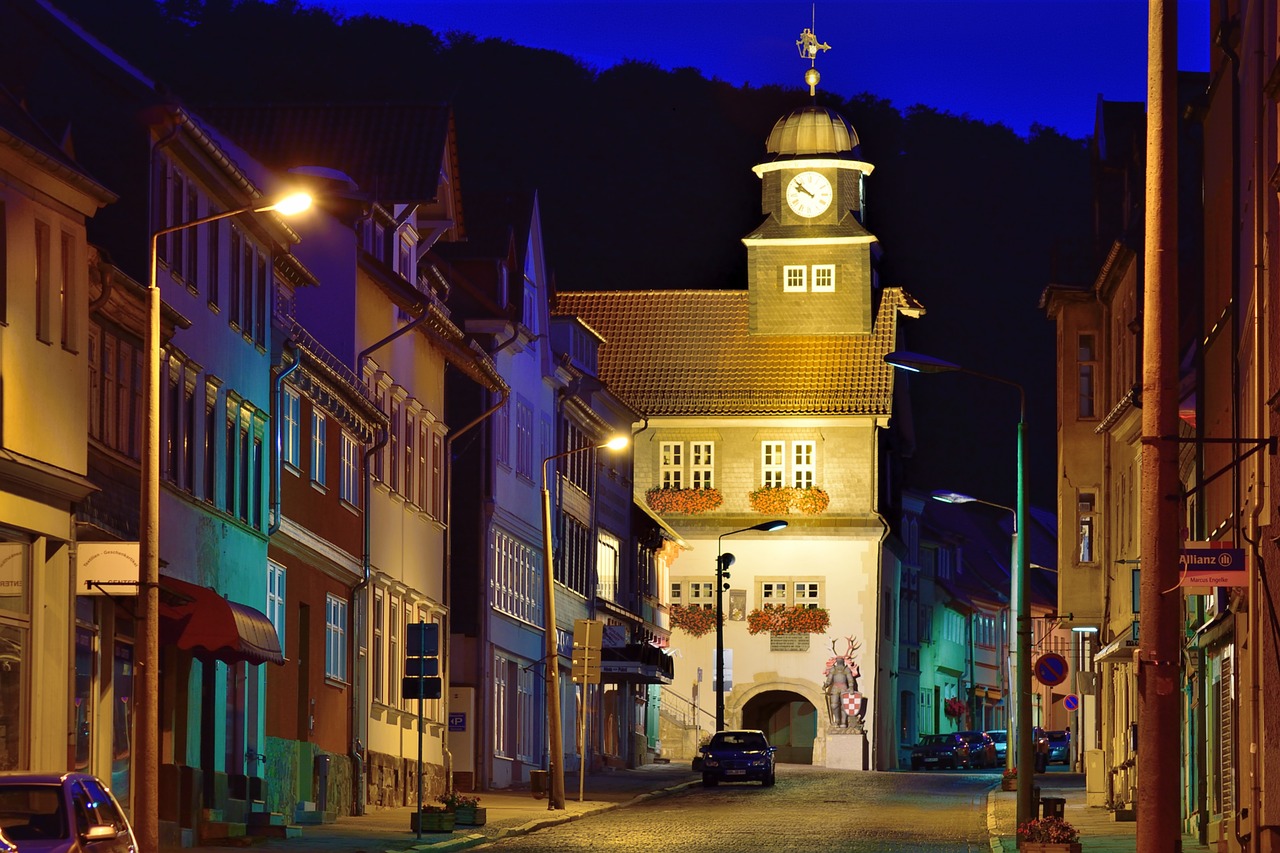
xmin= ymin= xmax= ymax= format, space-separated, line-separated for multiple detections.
xmin=554 ymin=287 xmax=922 ymax=417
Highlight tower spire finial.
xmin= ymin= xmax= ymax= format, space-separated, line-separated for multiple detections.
xmin=795 ymin=5 xmax=831 ymax=98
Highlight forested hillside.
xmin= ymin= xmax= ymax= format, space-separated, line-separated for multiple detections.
xmin=46 ymin=0 xmax=1099 ymax=508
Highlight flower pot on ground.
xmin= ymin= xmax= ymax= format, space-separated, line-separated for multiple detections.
xmin=1001 ymin=767 xmax=1018 ymax=791
xmin=454 ymin=805 xmax=486 ymax=826
xmin=411 ymin=808 xmax=455 ymax=833
xmin=1017 ymin=816 xmax=1079 ymax=852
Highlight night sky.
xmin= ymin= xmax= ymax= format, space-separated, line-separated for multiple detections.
xmin=321 ymin=0 xmax=1209 ymax=140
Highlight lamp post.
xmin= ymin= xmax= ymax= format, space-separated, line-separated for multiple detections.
xmin=715 ymin=520 xmax=788 ymax=732
xmin=540 ymin=435 xmax=629 ymax=811
xmin=931 ymin=489 xmax=1017 ymax=770
xmin=885 ymin=350 xmax=1032 ymax=828
xmin=137 ymin=191 xmax=311 ymax=849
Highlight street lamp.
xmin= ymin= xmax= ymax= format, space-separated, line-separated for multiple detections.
xmin=930 ymin=489 xmax=1017 ymax=770
xmin=715 ymin=520 xmax=788 ymax=731
xmin=885 ymin=350 xmax=1033 ymax=827
xmin=137 ymin=191 xmax=312 ymax=850
xmin=540 ymin=435 xmax=629 ymax=811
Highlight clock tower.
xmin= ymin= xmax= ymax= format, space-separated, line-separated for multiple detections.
xmin=743 ymin=33 xmax=878 ymax=336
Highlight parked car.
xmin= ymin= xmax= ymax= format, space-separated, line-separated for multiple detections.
xmin=957 ymin=731 xmax=998 ymax=768
xmin=699 ymin=729 xmax=777 ymax=787
xmin=985 ymin=729 xmax=1008 ymax=763
xmin=909 ymin=733 xmax=971 ymax=770
xmin=0 ymin=771 xmax=136 ymax=852
xmin=1047 ymin=729 xmax=1072 ymax=765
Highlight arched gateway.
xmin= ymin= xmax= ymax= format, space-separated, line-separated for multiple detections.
xmin=741 ymin=690 xmax=819 ymax=765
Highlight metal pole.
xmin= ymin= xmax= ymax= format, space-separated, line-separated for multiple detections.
xmin=540 ymin=472 xmax=566 ymax=810
xmin=1014 ymin=415 xmax=1034 ymax=829
xmin=715 ymin=547 xmax=726 ymax=732
xmin=1138 ymin=1 xmax=1181 ymax=848
xmin=136 ymin=231 xmax=162 ymax=853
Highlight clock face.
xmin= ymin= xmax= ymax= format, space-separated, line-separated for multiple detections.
xmin=786 ymin=171 xmax=833 ymax=218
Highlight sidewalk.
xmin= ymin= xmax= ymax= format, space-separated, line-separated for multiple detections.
xmin=159 ymin=763 xmax=701 ymax=853
xmin=986 ymin=772 xmax=1213 ymax=852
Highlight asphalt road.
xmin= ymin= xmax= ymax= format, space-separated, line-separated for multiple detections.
xmin=476 ymin=765 xmax=997 ymax=852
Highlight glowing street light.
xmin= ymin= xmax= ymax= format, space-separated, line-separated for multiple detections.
xmin=136 ymin=190 xmax=312 ymax=850
xmin=886 ymin=350 xmax=1033 ymax=828
xmin=540 ymin=435 xmax=629 ymax=810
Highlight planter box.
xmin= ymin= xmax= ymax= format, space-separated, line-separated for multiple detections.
xmin=1001 ymin=778 xmax=1017 ymax=791
xmin=411 ymin=811 xmax=455 ymax=833
xmin=1019 ymin=843 xmax=1081 ymax=853
xmin=454 ymin=806 xmax=486 ymax=826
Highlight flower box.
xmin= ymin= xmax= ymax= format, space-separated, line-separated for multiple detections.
xmin=1019 ymin=843 xmax=1081 ymax=853
xmin=746 ymin=606 xmax=830 ymax=635
xmin=671 ymin=604 xmax=718 ymax=636
xmin=454 ymin=805 xmax=486 ymax=826
xmin=747 ymin=486 xmax=830 ymax=515
xmin=645 ymin=487 xmax=723 ymax=514
xmin=411 ymin=809 xmax=455 ymax=833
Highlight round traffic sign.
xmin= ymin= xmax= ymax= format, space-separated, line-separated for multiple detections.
xmin=1034 ymin=652 xmax=1069 ymax=687
xmin=1063 ymin=694 xmax=1080 ymax=712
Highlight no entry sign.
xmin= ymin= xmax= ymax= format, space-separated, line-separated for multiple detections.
xmin=1034 ymin=652 xmax=1069 ymax=687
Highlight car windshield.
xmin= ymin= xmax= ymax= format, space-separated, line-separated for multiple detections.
xmin=709 ymin=732 xmax=768 ymax=751
xmin=921 ymin=735 xmax=951 ymax=746
xmin=987 ymin=731 xmax=1007 ymax=743
xmin=0 ymin=784 xmax=68 ymax=841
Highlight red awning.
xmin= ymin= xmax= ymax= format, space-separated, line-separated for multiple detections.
xmin=158 ymin=575 xmax=285 ymax=666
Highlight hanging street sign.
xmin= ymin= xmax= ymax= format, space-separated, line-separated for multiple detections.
xmin=1034 ymin=652 xmax=1069 ymax=687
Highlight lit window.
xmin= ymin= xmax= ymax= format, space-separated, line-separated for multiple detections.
xmin=340 ymin=431 xmax=359 ymax=505
xmin=812 ymin=265 xmax=835 ymax=292
xmin=325 ymin=594 xmax=347 ymax=682
xmin=660 ymin=442 xmax=684 ymax=489
xmin=762 ymin=442 xmax=785 ymax=488
xmin=793 ymin=441 xmax=815 ymax=488
xmin=1078 ymin=334 xmax=1097 ymax=418
xmin=282 ymin=386 xmax=301 ymax=468
xmin=267 ymin=562 xmax=286 ymax=654
xmin=311 ymin=411 xmax=327 ymax=486
xmin=783 ymin=265 xmax=807 ymax=292
xmin=690 ymin=442 xmax=714 ymax=489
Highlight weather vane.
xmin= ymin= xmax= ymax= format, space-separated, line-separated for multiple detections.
xmin=795 ymin=6 xmax=830 ymax=97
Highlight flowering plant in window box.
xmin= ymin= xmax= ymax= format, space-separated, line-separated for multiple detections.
xmin=943 ymin=695 xmax=968 ymax=720
xmin=793 ymin=487 xmax=830 ymax=514
xmin=670 ymin=604 xmax=718 ymax=637
xmin=645 ymin=487 xmax=723 ymax=514
xmin=748 ymin=487 xmax=793 ymax=515
xmin=747 ymin=486 xmax=830 ymax=515
xmin=746 ymin=606 xmax=830 ymax=635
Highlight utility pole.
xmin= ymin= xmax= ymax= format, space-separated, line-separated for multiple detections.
xmin=1138 ymin=1 xmax=1181 ymax=850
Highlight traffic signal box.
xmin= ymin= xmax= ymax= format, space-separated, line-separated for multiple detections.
xmin=403 ymin=622 xmax=441 ymax=700
xmin=571 ymin=619 xmax=603 ymax=685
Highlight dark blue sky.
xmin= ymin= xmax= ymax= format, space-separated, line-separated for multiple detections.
xmin=322 ymin=0 xmax=1209 ymax=139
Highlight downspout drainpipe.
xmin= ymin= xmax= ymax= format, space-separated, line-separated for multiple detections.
xmin=871 ymin=422 xmax=892 ymax=771
xmin=349 ymin=307 xmax=433 ymax=815
xmin=269 ymin=350 xmax=302 ymax=536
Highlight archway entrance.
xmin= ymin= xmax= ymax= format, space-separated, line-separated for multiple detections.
xmin=741 ymin=691 xmax=818 ymax=764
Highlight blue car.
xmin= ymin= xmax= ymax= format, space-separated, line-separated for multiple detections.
xmin=700 ymin=729 xmax=777 ymax=787
xmin=0 ymin=771 xmax=136 ymax=851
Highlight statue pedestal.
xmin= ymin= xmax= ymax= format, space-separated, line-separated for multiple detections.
xmin=826 ymin=729 xmax=869 ymax=771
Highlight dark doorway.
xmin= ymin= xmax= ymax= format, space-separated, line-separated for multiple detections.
xmin=741 ymin=690 xmax=818 ymax=764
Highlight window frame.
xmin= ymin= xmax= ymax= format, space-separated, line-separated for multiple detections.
xmin=325 ymin=594 xmax=348 ymax=683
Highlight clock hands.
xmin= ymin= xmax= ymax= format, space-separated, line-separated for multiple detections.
xmin=792 ymin=179 xmax=815 ymax=198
